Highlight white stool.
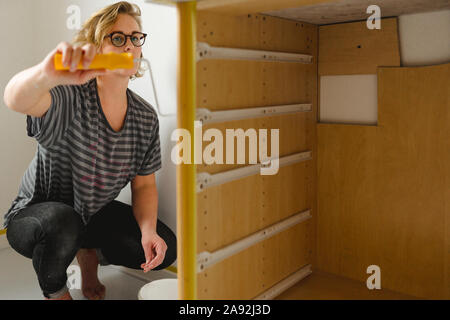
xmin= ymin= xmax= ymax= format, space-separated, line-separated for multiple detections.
xmin=138 ymin=279 xmax=178 ymax=300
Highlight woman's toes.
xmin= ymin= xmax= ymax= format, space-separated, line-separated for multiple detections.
xmin=82 ymin=282 xmax=106 ymax=300
xmin=96 ymin=284 xmax=106 ymax=300
xmin=82 ymin=287 xmax=96 ymax=300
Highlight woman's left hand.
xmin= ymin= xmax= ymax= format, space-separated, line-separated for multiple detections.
xmin=140 ymin=230 xmax=167 ymax=272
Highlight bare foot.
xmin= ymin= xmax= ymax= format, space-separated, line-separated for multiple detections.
xmin=45 ymin=291 xmax=73 ymax=300
xmin=76 ymin=248 xmax=106 ymax=300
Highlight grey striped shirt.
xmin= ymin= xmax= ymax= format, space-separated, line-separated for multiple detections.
xmin=3 ymin=78 xmax=161 ymax=228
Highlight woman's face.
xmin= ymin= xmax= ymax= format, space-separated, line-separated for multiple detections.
xmin=100 ymin=13 xmax=143 ymax=78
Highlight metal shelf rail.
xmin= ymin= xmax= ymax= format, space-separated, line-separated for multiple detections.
xmin=197 ymin=209 xmax=312 ymax=272
xmin=197 ymin=42 xmax=314 ymax=63
xmin=196 ymin=103 xmax=312 ymax=124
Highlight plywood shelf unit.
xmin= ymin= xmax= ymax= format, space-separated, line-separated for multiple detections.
xmin=195 ymin=9 xmax=317 ymax=300
xmin=146 ymin=0 xmax=449 ymax=300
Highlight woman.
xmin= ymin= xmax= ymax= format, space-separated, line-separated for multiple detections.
xmin=2 ymin=2 xmax=176 ymax=300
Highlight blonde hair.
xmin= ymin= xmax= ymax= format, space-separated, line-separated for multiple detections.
xmin=72 ymin=1 xmax=145 ymax=79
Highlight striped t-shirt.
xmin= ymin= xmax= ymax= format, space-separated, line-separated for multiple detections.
xmin=3 ymin=77 xmax=161 ymax=228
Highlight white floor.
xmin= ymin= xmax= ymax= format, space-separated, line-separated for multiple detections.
xmin=0 ymin=243 xmax=177 ymax=300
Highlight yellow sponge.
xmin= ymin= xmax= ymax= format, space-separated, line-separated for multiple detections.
xmin=54 ymin=52 xmax=134 ymax=70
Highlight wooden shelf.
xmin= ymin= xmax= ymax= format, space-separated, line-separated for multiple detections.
xmin=275 ymin=270 xmax=420 ymax=300
xmin=197 ymin=0 xmax=334 ymax=15
xmin=196 ymin=0 xmax=450 ymax=25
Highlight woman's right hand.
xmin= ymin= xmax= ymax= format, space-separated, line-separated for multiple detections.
xmin=39 ymin=42 xmax=107 ymax=87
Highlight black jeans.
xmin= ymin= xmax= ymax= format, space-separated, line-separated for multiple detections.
xmin=6 ymin=200 xmax=177 ymax=298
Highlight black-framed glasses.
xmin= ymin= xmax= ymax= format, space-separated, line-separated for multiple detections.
xmin=106 ymin=31 xmax=147 ymax=47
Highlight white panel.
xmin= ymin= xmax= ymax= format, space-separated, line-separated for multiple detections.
xmin=398 ymin=10 xmax=450 ymax=67
xmin=319 ymin=74 xmax=378 ymax=125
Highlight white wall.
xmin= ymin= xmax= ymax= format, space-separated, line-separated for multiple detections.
xmin=319 ymin=9 xmax=450 ymax=125
xmin=0 ymin=0 xmax=40 ymax=228
xmin=0 ymin=0 xmax=178 ymax=234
